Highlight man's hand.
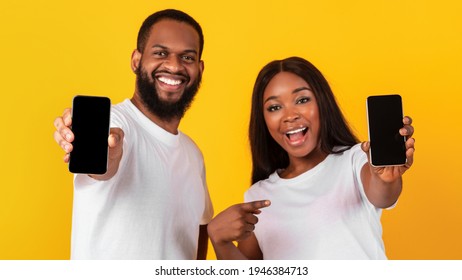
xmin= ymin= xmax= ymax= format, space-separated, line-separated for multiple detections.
xmin=53 ymin=108 xmax=124 ymax=180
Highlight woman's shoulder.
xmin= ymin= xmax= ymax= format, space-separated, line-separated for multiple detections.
xmin=332 ymin=143 xmax=367 ymax=172
xmin=252 ymin=171 xmax=280 ymax=187
xmin=332 ymin=143 xmax=364 ymax=158
xmin=245 ymin=172 xmax=279 ymax=199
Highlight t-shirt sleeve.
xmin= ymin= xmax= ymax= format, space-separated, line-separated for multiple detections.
xmin=110 ymin=105 xmax=126 ymax=129
xmin=200 ymin=163 xmax=214 ymax=225
xmin=74 ymin=173 xmax=101 ymax=189
xmin=244 ymin=187 xmax=255 ymax=203
xmin=352 ymin=144 xmax=397 ymax=210
xmin=351 ymin=144 xmax=376 ymax=208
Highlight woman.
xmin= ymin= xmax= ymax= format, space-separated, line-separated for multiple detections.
xmin=208 ymin=57 xmax=415 ymax=259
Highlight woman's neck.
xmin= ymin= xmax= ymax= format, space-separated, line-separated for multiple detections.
xmin=279 ymin=148 xmax=328 ymax=179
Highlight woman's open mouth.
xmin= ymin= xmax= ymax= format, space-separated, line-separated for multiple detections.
xmin=285 ymin=127 xmax=308 ymax=145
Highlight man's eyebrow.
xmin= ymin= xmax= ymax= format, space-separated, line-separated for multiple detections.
xmin=151 ymin=44 xmax=198 ymax=54
xmin=151 ymin=44 xmax=167 ymax=49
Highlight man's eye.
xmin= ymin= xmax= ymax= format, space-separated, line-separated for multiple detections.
xmin=182 ymin=55 xmax=195 ymax=62
xmin=153 ymin=51 xmax=167 ymax=57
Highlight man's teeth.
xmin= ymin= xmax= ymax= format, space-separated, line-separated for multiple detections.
xmin=158 ymin=77 xmax=182 ymax=86
xmin=286 ymin=128 xmax=306 ymax=135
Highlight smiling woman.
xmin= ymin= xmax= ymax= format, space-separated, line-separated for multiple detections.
xmin=262 ymin=72 xmax=324 ymax=169
xmin=207 ymin=56 xmax=416 ymax=260
xmin=250 ymin=57 xmax=361 ymax=183
xmin=1 ymin=0 xmax=461 ymax=261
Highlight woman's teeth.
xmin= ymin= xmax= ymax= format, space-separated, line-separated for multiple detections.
xmin=286 ymin=127 xmax=306 ymax=135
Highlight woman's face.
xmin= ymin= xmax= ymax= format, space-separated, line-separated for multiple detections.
xmin=263 ymin=71 xmax=321 ymax=160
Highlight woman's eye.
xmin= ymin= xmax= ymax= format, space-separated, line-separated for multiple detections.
xmin=267 ymin=105 xmax=281 ymax=112
xmin=297 ymin=97 xmax=310 ymax=104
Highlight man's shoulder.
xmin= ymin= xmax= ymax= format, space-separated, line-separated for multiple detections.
xmin=111 ymin=99 xmax=131 ymax=114
xmin=179 ymin=132 xmax=201 ymax=150
xmin=110 ymin=99 xmax=135 ymax=125
xmin=178 ymin=132 xmax=205 ymax=165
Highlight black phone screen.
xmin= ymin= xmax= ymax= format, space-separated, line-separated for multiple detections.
xmin=69 ymin=95 xmax=111 ymax=174
xmin=367 ymin=94 xmax=406 ymax=166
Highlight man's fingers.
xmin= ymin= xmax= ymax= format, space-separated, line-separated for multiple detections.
xmin=53 ymin=114 xmax=73 ymax=153
xmin=53 ymin=130 xmax=72 ymax=153
xmin=63 ymin=108 xmax=72 ymax=126
xmin=63 ymin=153 xmax=70 ymax=163
xmin=54 ymin=108 xmax=74 ymax=143
xmin=241 ymin=200 xmax=271 ymax=213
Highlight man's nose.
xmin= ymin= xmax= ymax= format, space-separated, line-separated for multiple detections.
xmin=163 ymin=55 xmax=183 ymax=72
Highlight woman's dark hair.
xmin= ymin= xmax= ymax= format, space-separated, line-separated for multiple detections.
xmin=249 ymin=56 xmax=359 ymax=184
xmin=137 ymin=9 xmax=204 ymax=59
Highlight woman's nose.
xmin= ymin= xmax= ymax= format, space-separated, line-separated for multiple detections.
xmin=283 ymin=108 xmax=301 ymax=123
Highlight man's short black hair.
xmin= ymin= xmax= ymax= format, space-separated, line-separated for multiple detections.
xmin=137 ymin=9 xmax=204 ymax=59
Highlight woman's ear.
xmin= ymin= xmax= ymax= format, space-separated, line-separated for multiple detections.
xmin=131 ymin=49 xmax=141 ymax=73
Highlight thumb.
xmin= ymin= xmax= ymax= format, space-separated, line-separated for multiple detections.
xmin=361 ymin=141 xmax=373 ymax=166
xmin=361 ymin=141 xmax=370 ymax=153
xmin=108 ymin=128 xmax=124 ymax=148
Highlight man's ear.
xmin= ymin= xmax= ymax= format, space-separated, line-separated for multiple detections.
xmin=199 ymin=60 xmax=204 ymax=75
xmin=131 ymin=49 xmax=141 ymax=73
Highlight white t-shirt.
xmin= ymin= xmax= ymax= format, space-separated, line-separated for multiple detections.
xmin=245 ymin=144 xmax=386 ymax=260
xmin=71 ymin=99 xmax=213 ymax=260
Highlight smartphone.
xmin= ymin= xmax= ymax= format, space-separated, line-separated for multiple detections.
xmin=366 ymin=94 xmax=406 ymax=167
xmin=69 ymin=95 xmax=111 ymax=174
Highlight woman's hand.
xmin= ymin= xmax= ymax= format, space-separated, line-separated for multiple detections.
xmin=362 ymin=116 xmax=415 ymax=183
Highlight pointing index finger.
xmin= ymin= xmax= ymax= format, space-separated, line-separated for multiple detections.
xmin=241 ymin=200 xmax=271 ymax=212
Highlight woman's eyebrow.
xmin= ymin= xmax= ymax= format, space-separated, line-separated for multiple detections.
xmin=263 ymin=95 xmax=278 ymax=104
xmin=263 ymin=87 xmax=312 ymax=104
xmin=292 ymin=86 xmax=312 ymax=94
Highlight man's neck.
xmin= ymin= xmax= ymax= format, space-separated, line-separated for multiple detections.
xmin=130 ymin=96 xmax=181 ymax=135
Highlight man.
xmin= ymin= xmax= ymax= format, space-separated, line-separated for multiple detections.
xmin=53 ymin=9 xmax=213 ymax=260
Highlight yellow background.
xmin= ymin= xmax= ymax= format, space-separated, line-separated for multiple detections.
xmin=1 ymin=0 xmax=461 ymax=260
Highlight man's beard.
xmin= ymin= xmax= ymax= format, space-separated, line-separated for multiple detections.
xmin=135 ymin=66 xmax=201 ymax=121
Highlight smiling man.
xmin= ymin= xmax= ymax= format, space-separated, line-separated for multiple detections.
xmin=131 ymin=16 xmax=204 ymax=132
xmin=53 ymin=9 xmax=213 ymax=260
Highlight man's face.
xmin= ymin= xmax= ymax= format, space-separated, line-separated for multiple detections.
xmin=133 ymin=19 xmax=204 ymax=121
